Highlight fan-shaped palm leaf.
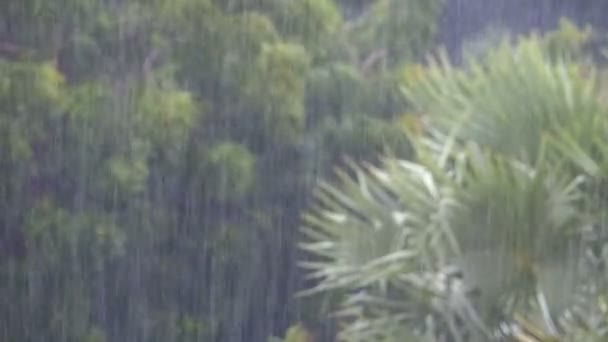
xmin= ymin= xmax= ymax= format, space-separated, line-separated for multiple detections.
xmin=300 ymin=32 xmax=608 ymax=341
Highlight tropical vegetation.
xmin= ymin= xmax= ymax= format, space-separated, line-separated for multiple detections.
xmin=300 ymin=20 xmax=608 ymax=341
xmin=2 ymin=0 xmax=608 ymax=341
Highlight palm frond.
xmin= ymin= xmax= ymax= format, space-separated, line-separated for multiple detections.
xmin=300 ymin=32 xmax=608 ymax=341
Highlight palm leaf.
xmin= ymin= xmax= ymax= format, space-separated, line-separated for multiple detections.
xmin=299 ymin=31 xmax=608 ymax=341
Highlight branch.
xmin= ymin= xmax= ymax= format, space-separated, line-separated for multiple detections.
xmin=142 ymin=49 xmax=160 ymax=76
xmin=360 ymin=49 xmax=387 ymax=74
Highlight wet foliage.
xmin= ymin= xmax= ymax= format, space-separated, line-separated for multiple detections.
xmin=1 ymin=1 xmax=608 ymax=341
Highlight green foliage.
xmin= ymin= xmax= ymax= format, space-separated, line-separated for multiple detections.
xmin=404 ymin=35 xmax=602 ymax=163
xmin=202 ymin=142 xmax=256 ymax=202
xmin=26 ymin=198 xmax=126 ymax=262
xmin=0 ymin=0 xmax=444 ymax=340
xmin=270 ymin=323 xmax=313 ymax=342
xmin=455 ymin=19 xmax=592 ymax=69
xmin=244 ymin=42 xmax=311 ymax=143
xmin=543 ymin=18 xmax=593 ymax=59
xmin=268 ymin=0 xmax=343 ymax=60
xmin=136 ymin=82 xmax=198 ymax=150
xmin=0 ymin=62 xmax=64 ymax=162
xmin=306 ymin=63 xmax=367 ymax=122
xmin=4 ymin=2 xmax=608 ymax=341
xmin=285 ymin=324 xmax=313 ymax=342
xmin=347 ymin=0 xmax=443 ymax=67
xmin=83 ymin=327 xmax=107 ymax=342
xmin=0 ymin=0 xmax=99 ymax=58
xmin=301 ymin=31 xmax=608 ymax=341
xmin=321 ymin=114 xmax=413 ymax=163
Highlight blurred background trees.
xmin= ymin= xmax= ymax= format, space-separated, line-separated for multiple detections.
xmin=0 ymin=0 xmax=438 ymax=341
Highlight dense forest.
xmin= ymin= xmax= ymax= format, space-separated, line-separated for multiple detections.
xmin=2 ymin=1 xmax=608 ymax=341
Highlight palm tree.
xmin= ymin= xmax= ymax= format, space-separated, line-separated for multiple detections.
xmin=299 ymin=29 xmax=608 ymax=341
